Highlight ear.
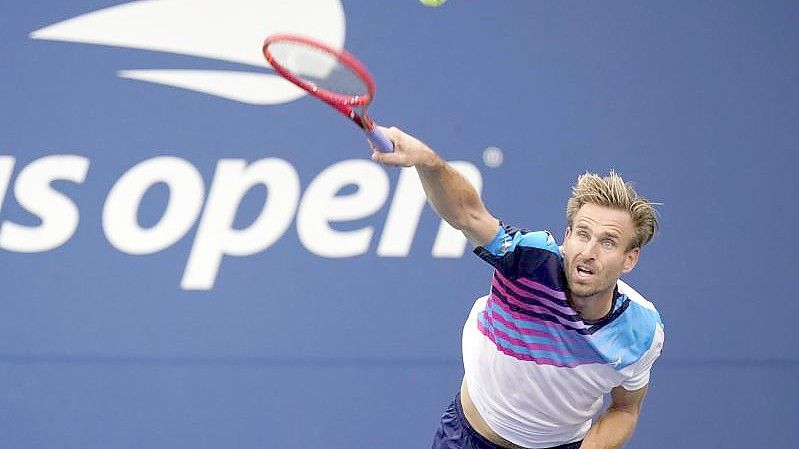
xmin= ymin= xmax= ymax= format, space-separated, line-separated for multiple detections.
xmin=622 ymin=247 xmax=640 ymax=273
xmin=564 ymin=226 xmax=572 ymax=240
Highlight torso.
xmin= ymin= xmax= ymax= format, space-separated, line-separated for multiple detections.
xmin=464 ymin=226 xmax=665 ymax=447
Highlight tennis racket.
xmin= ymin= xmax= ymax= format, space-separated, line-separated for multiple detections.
xmin=263 ymin=34 xmax=393 ymax=153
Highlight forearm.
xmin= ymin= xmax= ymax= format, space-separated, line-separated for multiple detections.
xmin=416 ymin=155 xmax=478 ymax=226
xmin=579 ymin=406 xmax=639 ymax=449
xmin=371 ymin=126 xmax=498 ymax=245
xmin=415 ymin=155 xmax=496 ymax=245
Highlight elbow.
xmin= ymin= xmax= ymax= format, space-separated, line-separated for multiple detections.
xmin=449 ymin=210 xmax=491 ymax=241
xmin=607 ymin=403 xmax=642 ymax=426
xmin=444 ymin=215 xmax=470 ymax=232
xmin=443 ymin=209 xmax=480 ymax=232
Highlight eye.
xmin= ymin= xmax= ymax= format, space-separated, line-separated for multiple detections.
xmin=577 ymin=231 xmax=590 ymax=241
xmin=602 ymin=239 xmax=616 ymax=250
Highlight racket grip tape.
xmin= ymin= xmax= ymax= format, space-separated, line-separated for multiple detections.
xmin=367 ymin=127 xmax=394 ymax=153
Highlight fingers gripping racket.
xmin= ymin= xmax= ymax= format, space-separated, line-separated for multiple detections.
xmin=263 ymin=34 xmax=394 ymax=153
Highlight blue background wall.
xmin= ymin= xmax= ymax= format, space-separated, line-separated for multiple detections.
xmin=1 ymin=1 xmax=797 ymax=448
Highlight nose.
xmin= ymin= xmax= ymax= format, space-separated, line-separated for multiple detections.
xmin=579 ymin=239 xmax=598 ymax=259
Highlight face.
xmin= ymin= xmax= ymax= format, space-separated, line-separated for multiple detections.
xmin=562 ymin=203 xmax=640 ymax=301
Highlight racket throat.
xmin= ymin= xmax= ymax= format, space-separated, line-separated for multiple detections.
xmin=353 ymin=114 xmax=374 ymax=131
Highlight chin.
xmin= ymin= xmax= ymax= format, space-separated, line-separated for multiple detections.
xmin=570 ymin=287 xmax=600 ymax=299
xmin=565 ymin=276 xmax=593 ymax=298
xmin=566 ymin=277 xmax=604 ymax=299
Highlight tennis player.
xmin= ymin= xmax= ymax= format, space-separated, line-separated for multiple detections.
xmin=371 ymin=127 xmax=664 ymax=449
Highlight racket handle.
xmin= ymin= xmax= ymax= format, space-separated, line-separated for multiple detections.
xmin=367 ymin=126 xmax=394 ymax=153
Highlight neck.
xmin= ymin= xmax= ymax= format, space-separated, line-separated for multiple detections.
xmin=569 ymin=291 xmax=614 ymax=323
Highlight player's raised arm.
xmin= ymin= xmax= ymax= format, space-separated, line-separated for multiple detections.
xmin=371 ymin=126 xmax=499 ymax=247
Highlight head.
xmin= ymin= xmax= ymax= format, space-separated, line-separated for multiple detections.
xmin=562 ymin=171 xmax=658 ymax=302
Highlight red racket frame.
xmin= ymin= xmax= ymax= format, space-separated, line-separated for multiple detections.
xmin=263 ymin=33 xmax=377 ymax=131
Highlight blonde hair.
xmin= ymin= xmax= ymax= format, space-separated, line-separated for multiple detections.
xmin=566 ymin=171 xmax=659 ymax=249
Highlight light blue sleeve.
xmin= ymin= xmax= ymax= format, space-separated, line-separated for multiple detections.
xmin=481 ymin=225 xmax=560 ymax=257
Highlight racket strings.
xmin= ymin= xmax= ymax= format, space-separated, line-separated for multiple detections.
xmin=268 ymin=42 xmax=370 ymax=103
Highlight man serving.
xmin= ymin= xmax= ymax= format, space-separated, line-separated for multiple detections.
xmin=372 ymin=127 xmax=664 ymax=449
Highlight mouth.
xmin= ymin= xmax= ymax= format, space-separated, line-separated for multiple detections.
xmin=575 ymin=265 xmax=594 ymax=278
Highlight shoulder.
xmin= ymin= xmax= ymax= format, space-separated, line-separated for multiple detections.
xmin=591 ymin=280 xmax=664 ymax=370
xmin=473 ymin=223 xmax=565 ymax=286
xmin=479 ymin=223 xmax=561 ymax=257
xmin=617 ymin=279 xmax=664 ymax=331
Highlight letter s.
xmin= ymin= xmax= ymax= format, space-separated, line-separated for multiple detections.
xmin=0 ymin=155 xmax=90 ymax=252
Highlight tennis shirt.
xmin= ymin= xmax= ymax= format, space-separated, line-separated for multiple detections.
xmin=462 ymin=224 xmax=665 ymax=448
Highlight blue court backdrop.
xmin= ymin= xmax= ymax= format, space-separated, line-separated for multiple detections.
xmin=1 ymin=1 xmax=797 ymax=448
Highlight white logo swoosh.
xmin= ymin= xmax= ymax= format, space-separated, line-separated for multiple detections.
xmin=30 ymin=0 xmax=346 ymax=105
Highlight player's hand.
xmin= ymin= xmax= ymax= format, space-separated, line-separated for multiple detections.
xmin=370 ymin=126 xmax=438 ymax=169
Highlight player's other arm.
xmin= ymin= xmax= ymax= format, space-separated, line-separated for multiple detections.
xmin=371 ymin=126 xmax=499 ymax=247
xmin=580 ymin=385 xmax=648 ymax=449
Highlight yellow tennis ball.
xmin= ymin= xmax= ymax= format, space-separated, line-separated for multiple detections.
xmin=420 ymin=0 xmax=447 ymax=7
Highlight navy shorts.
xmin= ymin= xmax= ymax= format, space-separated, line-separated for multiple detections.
xmin=430 ymin=393 xmax=583 ymax=449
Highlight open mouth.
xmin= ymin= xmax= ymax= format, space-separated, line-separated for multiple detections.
xmin=576 ymin=265 xmax=594 ymax=277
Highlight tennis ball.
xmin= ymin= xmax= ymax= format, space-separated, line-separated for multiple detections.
xmin=420 ymin=0 xmax=447 ymax=7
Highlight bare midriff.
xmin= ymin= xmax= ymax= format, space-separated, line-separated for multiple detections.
xmin=460 ymin=379 xmax=526 ymax=449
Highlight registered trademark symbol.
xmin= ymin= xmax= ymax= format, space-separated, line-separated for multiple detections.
xmin=482 ymin=146 xmax=503 ymax=168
